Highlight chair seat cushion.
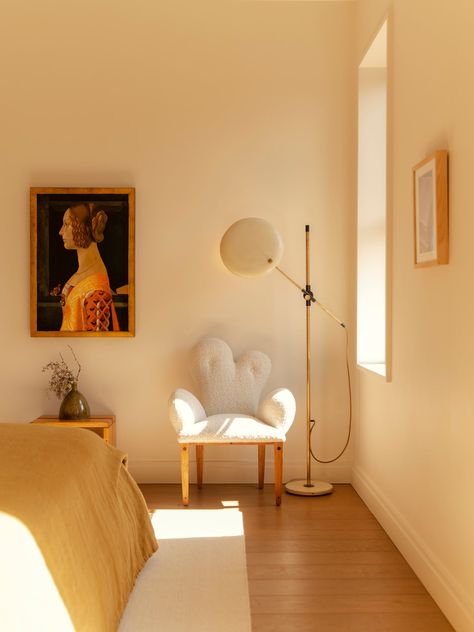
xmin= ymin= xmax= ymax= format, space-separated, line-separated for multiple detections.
xmin=177 ymin=413 xmax=286 ymax=443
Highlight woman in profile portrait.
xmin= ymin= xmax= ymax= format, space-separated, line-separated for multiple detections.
xmin=58 ymin=202 xmax=119 ymax=331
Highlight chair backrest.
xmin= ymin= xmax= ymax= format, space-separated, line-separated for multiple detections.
xmin=190 ymin=338 xmax=271 ymax=416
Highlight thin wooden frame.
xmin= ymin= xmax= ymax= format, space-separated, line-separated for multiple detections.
xmin=413 ymin=150 xmax=448 ymax=267
xmin=30 ymin=187 xmax=135 ymax=336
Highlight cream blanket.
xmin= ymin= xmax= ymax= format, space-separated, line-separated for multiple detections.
xmin=0 ymin=423 xmax=157 ymax=631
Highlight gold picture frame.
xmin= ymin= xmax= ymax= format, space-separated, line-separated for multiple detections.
xmin=30 ymin=187 xmax=135 ymax=336
xmin=413 ymin=150 xmax=448 ymax=267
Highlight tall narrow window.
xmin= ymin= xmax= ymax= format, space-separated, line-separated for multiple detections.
xmin=357 ymin=21 xmax=388 ymax=377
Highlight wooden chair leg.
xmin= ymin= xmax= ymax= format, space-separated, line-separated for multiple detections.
xmin=180 ymin=444 xmax=189 ymax=506
xmin=258 ymin=444 xmax=265 ymax=489
xmin=196 ymin=444 xmax=204 ymax=489
xmin=274 ymin=442 xmax=283 ymax=506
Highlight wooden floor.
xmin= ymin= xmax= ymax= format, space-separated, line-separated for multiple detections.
xmin=140 ymin=483 xmax=454 ymax=632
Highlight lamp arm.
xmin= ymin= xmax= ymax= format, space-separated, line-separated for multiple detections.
xmin=274 ymin=266 xmax=346 ymax=328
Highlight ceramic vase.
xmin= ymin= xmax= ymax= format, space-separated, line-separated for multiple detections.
xmin=59 ymin=382 xmax=90 ymax=420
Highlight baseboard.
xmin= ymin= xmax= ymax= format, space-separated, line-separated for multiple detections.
xmin=129 ymin=459 xmax=351 ymax=485
xmin=352 ymin=465 xmax=474 ymax=632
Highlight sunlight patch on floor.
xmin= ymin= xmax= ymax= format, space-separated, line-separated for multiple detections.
xmin=221 ymin=500 xmax=240 ymax=508
xmin=151 ymin=508 xmax=244 ymax=540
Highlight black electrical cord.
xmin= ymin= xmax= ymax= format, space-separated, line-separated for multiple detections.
xmin=309 ymin=316 xmax=352 ymax=464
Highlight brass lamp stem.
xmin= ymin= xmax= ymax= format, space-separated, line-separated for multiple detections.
xmin=283 ymin=225 xmax=334 ymax=497
xmin=305 ymin=226 xmax=312 ymax=487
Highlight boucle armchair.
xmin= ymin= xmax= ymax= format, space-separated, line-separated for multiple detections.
xmin=168 ymin=338 xmax=296 ymax=505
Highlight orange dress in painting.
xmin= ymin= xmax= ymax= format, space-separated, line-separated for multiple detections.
xmin=60 ymin=273 xmax=119 ymax=332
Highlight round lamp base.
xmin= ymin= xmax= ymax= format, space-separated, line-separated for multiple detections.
xmin=285 ymin=479 xmax=334 ymax=496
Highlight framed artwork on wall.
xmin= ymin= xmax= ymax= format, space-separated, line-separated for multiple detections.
xmin=413 ymin=150 xmax=448 ymax=267
xmin=30 ymin=187 xmax=135 ymax=337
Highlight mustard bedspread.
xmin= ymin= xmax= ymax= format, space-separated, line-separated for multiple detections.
xmin=0 ymin=423 xmax=158 ymax=631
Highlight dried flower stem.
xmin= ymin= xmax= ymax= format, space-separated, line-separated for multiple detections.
xmin=43 ymin=347 xmax=83 ymax=399
xmin=67 ymin=345 xmax=81 ymax=381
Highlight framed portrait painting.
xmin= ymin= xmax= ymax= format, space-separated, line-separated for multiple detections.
xmin=30 ymin=187 xmax=135 ymax=336
xmin=413 ymin=150 xmax=448 ymax=267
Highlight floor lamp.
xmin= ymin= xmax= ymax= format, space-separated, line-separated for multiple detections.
xmin=220 ymin=217 xmax=346 ymax=496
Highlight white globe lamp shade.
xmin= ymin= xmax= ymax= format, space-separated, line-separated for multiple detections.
xmin=220 ymin=218 xmax=283 ymax=278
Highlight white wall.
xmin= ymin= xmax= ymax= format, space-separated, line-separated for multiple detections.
xmin=0 ymin=1 xmax=355 ymax=484
xmin=354 ymin=2 xmax=474 ymax=630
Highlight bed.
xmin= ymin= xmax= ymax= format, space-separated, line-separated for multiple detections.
xmin=0 ymin=422 xmax=158 ymax=631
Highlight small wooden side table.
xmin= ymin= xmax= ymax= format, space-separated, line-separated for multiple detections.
xmin=31 ymin=415 xmax=116 ymax=446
